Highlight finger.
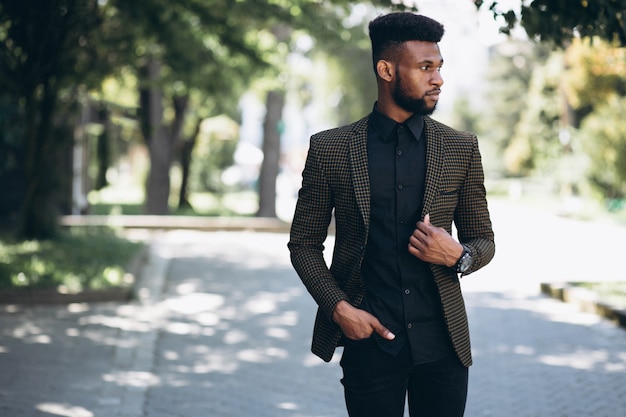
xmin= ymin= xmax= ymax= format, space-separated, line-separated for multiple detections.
xmin=373 ymin=321 xmax=395 ymax=340
xmin=423 ymin=213 xmax=431 ymax=225
xmin=408 ymin=234 xmax=422 ymax=249
xmin=415 ymin=221 xmax=430 ymax=235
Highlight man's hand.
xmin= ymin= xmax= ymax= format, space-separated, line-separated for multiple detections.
xmin=408 ymin=213 xmax=464 ymax=267
xmin=332 ymin=300 xmax=395 ymax=341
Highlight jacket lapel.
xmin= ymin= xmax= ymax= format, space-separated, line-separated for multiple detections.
xmin=422 ymin=116 xmax=443 ymax=218
xmin=349 ymin=117 xmax=371 ymax=231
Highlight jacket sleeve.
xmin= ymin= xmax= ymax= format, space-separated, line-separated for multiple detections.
xmin=287 ymin=136 xmax=349 ymax=319
xmin=455 ymin=135 xmax=496 ymax=276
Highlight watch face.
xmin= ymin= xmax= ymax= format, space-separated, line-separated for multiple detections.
xmin=459 ymin=253 xmax=471 ymax=272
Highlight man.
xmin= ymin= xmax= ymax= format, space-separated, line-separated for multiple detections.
xmin=288 ymin=12 xmax=495 ymax=417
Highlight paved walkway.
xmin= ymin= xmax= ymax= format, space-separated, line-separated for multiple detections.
xmin=1 ymin=201 xmax=626 ymax=417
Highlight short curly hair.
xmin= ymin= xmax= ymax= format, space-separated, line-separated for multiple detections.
xmin=368 ymin=12 xmax=445 ymax=73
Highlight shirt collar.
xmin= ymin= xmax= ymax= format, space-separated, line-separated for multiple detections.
xmin=369 ymin=103 xmax=424 ymax=143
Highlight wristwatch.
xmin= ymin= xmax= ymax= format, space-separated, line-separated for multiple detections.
xmin=455 ymin=246 xmax=472 ymax=274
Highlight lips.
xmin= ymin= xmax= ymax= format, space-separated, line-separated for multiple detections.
xmin=425 ymin=89 xmax=441 ymax=101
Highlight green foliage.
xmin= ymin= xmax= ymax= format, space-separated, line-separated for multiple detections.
xmin=313 ymin=6 xmax=379 ymax=125
xmin=487 ymin=33 xmax=626 ymax=202
xmin=109 ymin=0 xmax=267 ymax=104
xmin=189 ymin=116 xmax=239 ymax=194
xmin=503 ymin=51 xmax=563 ymax=176
xmin=481 ymin=41 xmax=551 ymax=159
xmin=578 ymin=95 xmax=626 ymax=199
xmin=563 ymin=38 xmax=626 ymax=200
xmin=450 ymin=95 xmax=482 ymax=137
xmin=0 ymin=0 xmax=110 ymax=238
xmin=0 ymin=228 xmax=143 ymax=292
xmin=0 ymin=0 xmax=107 ymax=95
xmin=475 ymin=0 xmax=626 ymax=46
xmin=9 ymin=0 xmax=624 ymax=236
xmin=564 ymin=37 xmax=626 ymax=120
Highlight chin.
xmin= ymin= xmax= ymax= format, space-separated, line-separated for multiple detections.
xmin=419 ymin=104 xmax=437 ymax=116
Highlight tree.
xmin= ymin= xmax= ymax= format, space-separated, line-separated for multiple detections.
xmin=108 ymin=0 xmax=403 ymax=216
xmin=503 ymin=52 xmax=563 ymax=176
xmin=480 ymin=40 xmax=552 ymax=174
xmin=6 ymin=0 xmax=624 ymax=238
xmin=254 ymin=1 xmax=409 ymax=217
xmin=579 ymin=95 xmax=626 ymax=199
xmin=0 ymin=0 xmax=108 ymax=238
xmin=477 ymin=0 xmax=626 ymax=204
xmin=563 ymin=37 xmax=626 ymax=121
xmin=475 ymin=0 xmax=626 ymax=46
xmin=312 ymin=6 xmax=380 ymax=127
xmin=566 ymin=38 xmax=626 ymax=199
xmin=257 ymin=90 xmax=285 ymax=217
xmin=107 ymin=0 xmax=267 ymax=214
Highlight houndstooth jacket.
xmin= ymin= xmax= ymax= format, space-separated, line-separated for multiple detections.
xmin=288 ymin=114 xmax=496 ymax=366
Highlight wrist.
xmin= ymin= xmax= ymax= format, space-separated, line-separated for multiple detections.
xmin=454 ymin=245 xmax=472 ymax=274
xmin=448 ymin=244 xmax=465 ymax=268
xmin=332 ymin=300 xmax=351 ymax=323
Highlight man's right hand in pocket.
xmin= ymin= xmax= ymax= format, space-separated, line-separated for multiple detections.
xmin=332 ymin=300 xmax=395 ymax=341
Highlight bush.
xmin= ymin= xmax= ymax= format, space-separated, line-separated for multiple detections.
xmin=579 ymin=95 xmax=626 ymax=200
xmin=0 ymin=228 xmax=144 ymax=293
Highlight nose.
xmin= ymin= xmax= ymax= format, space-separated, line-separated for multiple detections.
xmin=431 ymin=70 xmax=443 ymax=87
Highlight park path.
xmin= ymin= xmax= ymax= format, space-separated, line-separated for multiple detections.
xmin=1 ymin=200 xmax=626 ymax=417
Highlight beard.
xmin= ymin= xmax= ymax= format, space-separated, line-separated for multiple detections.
xmin=392 ymin=70 xmax=438 ymax=116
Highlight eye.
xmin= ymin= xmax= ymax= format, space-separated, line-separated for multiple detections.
xmin=419 ymin=65 xmax=443 ymax=72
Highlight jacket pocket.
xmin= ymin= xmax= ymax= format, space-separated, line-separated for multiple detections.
xmin=438 ymin=187 xmax=460 ymax=196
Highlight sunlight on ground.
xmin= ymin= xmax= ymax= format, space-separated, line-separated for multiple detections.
xmin=164 ymin=293 xmax=225 ymax=315
xmin=80 ymin=313 xmax=152 ymax=334
xmin=103 ymin=371 xmax=159 ymax=387
xmin=36 ymin=403 xmax=94 ymax=417
xmin=537 ymin=350 xmax=625 ymax=371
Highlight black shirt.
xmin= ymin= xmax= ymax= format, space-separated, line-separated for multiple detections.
xmin=361 ymin=105 xmax=454 ymax=364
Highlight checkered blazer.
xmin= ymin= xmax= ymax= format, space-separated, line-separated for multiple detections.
xmin=288 ymin=114 xmax=495 ymax=366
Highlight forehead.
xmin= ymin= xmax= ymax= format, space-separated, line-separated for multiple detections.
xmin=399 ymin=40 xmax=443 ymax=63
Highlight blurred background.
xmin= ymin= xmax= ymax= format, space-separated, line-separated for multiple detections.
xmin=1 ymin=0 xmax=625 ymax=293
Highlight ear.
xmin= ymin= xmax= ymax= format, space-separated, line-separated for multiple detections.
xmin=376 ymin=60 xmax=394 ymax=82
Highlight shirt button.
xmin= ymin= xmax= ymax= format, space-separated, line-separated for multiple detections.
xmin=404 ymin=289 xmax=410 ymax=295
xmin=397 ymin=184 xmax=403 ymax=190
xmin=407 ymin=323 xmax=413 ymax=329
xmin=397 ymin=150 xmax=403 ymax=156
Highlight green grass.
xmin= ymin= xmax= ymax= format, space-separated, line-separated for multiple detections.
xmin=0 ymin=228 xmax=144 ymax=293
xmin=0 ymin=187 xmax=258 ymax=295
xmin=571 ymin=282 xmax=626 ymax=309
xmin=88 ymin=188 xmax=258 ymax=217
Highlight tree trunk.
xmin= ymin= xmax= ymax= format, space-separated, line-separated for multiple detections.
xmin=95 ymin=106 xmax=110 ymax=191
xmin=178 ymin=120 xmax=201 ymax=210
xmin=257 ymin=90 xmax=285 ymax=218
xmin=19 ymin=83 xmax=61 ymax=239
xmin=141 ymin=59 xmax=171 ymax=215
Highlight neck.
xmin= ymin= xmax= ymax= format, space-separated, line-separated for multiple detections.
xmin=376 ymin=96 xmax=414 ymax=123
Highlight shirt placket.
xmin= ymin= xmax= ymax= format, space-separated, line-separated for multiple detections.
xmin=395 ymin=124 xmax=415 ymax=334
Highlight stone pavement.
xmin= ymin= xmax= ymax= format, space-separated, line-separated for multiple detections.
xmin=1 ymin=200 xmax=626 ymax=417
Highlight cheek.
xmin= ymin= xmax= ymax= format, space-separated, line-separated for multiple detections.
xmin=405 ymin=73 xmax=430 ymax=94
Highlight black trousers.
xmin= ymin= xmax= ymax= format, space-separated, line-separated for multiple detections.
xmin=339 ymin=337 xmax=468 ymax=417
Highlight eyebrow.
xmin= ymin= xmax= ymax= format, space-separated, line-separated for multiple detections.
xmin=418 ymin=58 xmax=444 ymax=66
